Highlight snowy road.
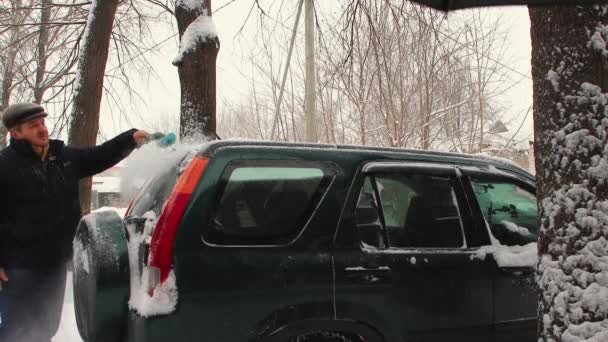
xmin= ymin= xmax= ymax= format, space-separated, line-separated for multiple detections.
xmin=52 ymin=272 xmax=83 ymax=342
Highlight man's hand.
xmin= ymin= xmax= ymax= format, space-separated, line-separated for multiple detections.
xmin=0 ymin=268 xmax=8 ymax=290
xmin=132 ymin=130 xmax=148 ymax=147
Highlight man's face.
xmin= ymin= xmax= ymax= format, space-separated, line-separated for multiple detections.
xmin=10 ymin=117 xmax=49 ymax=148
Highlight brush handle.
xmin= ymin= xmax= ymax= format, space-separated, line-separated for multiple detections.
xmin=146 ymin=132 xmax=166 ymax=141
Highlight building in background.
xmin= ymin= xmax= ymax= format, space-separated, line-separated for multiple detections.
xmin=482 ymin=140 xmax=536 ymax=175
xmin=91 ymin=165 xmax=128 ymax=209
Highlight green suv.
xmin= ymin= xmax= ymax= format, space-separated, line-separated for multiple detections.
xmin=73 ymin=140 xmax=538 ymax=342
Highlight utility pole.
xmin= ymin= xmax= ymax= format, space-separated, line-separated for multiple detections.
xmin=270 ymin=0 xmax=303 ymax=141
xmin=304 ymin=0 xmax=317 ymax=142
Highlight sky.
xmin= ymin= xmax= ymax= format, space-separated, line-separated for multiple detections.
xmin=96 ymin=1 xmax=535 ymax=146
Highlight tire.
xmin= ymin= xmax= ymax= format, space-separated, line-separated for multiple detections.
xmin=73 ymin=210 xmax=131 ymax=342
xmin=289 ymin=331 xmax=362 ymax=342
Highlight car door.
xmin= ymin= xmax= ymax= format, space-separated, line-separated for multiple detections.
xmin=173 ymin=157 xmax=339 ymax=342
xmin=333 ymin=161 xmax=494 ymax=342
xmin=462 ymin=170 xmax=538 ymax=341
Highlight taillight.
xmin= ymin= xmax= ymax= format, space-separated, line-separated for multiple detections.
xmin=147 ymin=157 xmax=209 ymax=288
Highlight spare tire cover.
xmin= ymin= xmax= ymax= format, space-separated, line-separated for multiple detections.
xmin=73 ymin=210 xmax=130 ymax=342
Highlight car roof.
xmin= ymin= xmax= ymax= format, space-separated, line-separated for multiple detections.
xmin=197 ymin=139 xmax=535 ymax=184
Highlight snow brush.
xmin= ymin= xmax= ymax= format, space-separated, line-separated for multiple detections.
xmin=146 ymin=132 xmax=177 ymax=148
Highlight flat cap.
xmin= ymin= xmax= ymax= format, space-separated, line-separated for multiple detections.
xmin=1 ymin=103 xmax=47 ymax=129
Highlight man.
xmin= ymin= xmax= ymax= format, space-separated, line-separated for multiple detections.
xmin=0 ymin=103 xmax=147 ymax=341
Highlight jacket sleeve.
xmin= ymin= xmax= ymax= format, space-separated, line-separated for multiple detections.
xmin=69 ymin=129 xmax=138 ymax=179
xmin=0 ymin=218 xmax=5 ymax=268
xmin=0 ymin=169 xmax=7 ymax=267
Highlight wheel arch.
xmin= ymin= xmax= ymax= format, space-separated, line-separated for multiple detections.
xmin=258 ymin=318 xmax=386 ymax=342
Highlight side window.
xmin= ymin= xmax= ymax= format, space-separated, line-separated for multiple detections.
xmin=470 ymin=178 xmax=537 ymax=246
xmin=206 ymin=161 xmax=335 ymax=245
xmin=355 ymin=177 xmax=385 ymax=248
xmin=355 ymin=173 xmax=465 ymax=249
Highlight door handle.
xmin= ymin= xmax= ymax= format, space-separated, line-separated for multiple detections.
xmin=344 ymin=266 xmax=392 ymax=272
xmin=500 ymin=267 xmax=534 ymax=275
xmin=344 ymin=266 xmax=392 ymax=283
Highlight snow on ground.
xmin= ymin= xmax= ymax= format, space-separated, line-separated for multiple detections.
xmin=52 ymin=272 xmax=82 ymax=342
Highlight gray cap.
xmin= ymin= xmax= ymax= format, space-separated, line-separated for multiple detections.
xmin=1 ymin=103 xmax=47 ymax=129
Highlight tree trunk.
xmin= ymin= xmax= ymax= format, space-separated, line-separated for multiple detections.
xmin=68 ymin=0 xmax=119 ymax=214
xmin=0 ymin=52 xmax=16 ymax=147
xmin=34 ymin=0 xmax=52 ymax=104
xmin=174 ymin=0 xmax=219 ymax=139
xmin=422 ymin=82 xmax=431 ymax=149
xmin=0 ymin=0 xmax=24 ymax=149
xmin=530 ymin=5 xmax=608 ymax=342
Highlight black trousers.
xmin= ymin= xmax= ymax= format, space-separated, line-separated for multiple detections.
xmin=0 ymin=263 xmax=67 ymax=342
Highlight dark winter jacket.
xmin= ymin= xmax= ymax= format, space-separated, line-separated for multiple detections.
xmin=0 ymin=129 xmax=137 ymax=269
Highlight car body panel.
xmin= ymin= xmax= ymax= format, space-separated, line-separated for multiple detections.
xmin=112 ymin=140 xmax=538 ymax=342
xmin=458 ymin=168 xmax=538 ymax=341
xmin=333 ymin=161 xmax=495 ymax=342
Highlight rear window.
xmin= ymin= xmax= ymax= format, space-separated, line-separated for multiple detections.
xmin=127 ymin=153 xmax=192 ymax=217
xmin=128 ymin=173 xmax=178 ymax=218
xmin=205 ymin=161 xmax=336 ymax=245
